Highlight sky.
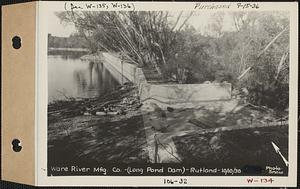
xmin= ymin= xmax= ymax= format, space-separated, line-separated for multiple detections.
xmin=48 ymin=11 xmax=235 ymax=37
xmin=48 ymin=12 xmax=76 ymax=37
xmin=188 ymin=12 xmax=235 ymax=33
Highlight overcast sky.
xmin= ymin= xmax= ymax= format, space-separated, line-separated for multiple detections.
xmin=48 ymin=11 xmax=235 ymax=37
xmin=48 ymin=12 xmax=76 ymax=37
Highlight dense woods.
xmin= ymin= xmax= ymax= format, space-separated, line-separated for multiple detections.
xmin=56 ymin=11 xmax=289 ymax=111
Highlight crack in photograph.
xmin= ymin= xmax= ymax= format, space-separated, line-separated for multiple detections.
xmin=47 ymin=10 xmax=289 ymax=177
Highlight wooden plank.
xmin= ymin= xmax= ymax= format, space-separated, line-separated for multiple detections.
xmin=180 ymin=120 xmax=288 ymax=137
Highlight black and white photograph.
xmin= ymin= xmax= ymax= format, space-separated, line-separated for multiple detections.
xmin=47 ymin=6 xmax=291 ymax=177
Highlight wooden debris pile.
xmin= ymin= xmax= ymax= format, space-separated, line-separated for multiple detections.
xmin=48 ymin=83 xmax=142 ymax=123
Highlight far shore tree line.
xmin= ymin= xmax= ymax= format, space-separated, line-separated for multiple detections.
xmin=48 ymin=33 xmax=88 ymax=49
xmin=56 ymin=11 xmax=289 ymax=111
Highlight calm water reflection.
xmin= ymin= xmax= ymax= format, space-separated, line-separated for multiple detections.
xmin=48 ymin=55 xmax=120 ymax=102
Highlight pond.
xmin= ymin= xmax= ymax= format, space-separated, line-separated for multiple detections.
xmin=48 ymin=54 xmax=120 ymax=102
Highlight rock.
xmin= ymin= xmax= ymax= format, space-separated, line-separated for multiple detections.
xmin=96 ymin=112 xmax=106 ymax=116
xmin=209 ymin=134 xmax=222 ymax=150
xmin=107 ymin=112 xmax=118 ymax=115
xmin=167 ymin=107 xmax=174 ymax=112
xmin=129 ymin=157 xmax=137 ymax=160
xmin=253 ymin=130 xmax=260 ymax=135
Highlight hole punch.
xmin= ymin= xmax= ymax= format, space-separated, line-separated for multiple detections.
xmin=12 ymin=139 xmax=22 ymax=152
xmin=12 ymin=36 xmax=21 ymax=49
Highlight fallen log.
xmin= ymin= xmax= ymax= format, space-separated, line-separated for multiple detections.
xmin=181 ymin=120 xmax=288 ymax=137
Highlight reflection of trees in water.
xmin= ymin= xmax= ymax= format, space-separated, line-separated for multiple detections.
xmin=73 ymin=61 xmax=120 ymax=98
xmin=96 ymin=62 xmax=120 ymax=95
xmin=73 ymin=69 xmax=88 ymax=94
xmin=88 ymin=61 xmax=95 ymax=90
xmin=48 ymin=51 xmax=87 ymax=59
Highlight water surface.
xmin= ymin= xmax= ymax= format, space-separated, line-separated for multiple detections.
xmin=48 ymin=54 xmax=120 ymax=102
